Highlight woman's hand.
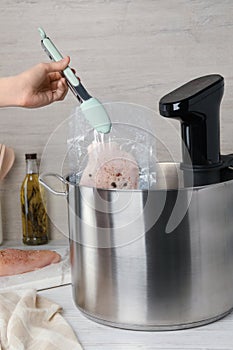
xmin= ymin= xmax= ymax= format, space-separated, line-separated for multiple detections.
xmin=0 ymin=57 xmax=70 ymax=108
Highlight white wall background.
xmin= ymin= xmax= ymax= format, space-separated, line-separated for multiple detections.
xmin=0 ymin=0 xmax=233 ymax=241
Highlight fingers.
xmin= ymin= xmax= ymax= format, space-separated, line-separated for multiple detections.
xmin=50 ymin=76 xmax=68 ymax=95
xmin=50 ymin=80 xmax=60 ymax=91
xmin=48 ymin=58 xmax=76 ymax=83
xmin=45 ymin=56 xmax=70 ymax=73
xmin=51 ymin=77 xmax=68 ymax=102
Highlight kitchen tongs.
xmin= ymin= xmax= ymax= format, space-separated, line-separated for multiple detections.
xmin=38 ymin=27 xmax=111 ymax=134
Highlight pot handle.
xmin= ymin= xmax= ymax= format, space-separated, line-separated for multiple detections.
xmin=39 ymin=173 xmax=68 ymax=197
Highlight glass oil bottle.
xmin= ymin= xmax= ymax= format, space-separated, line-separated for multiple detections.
xmin=20 ymin=153 xmax=49 ymax=245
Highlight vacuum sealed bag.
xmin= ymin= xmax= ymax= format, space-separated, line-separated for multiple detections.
xmin=67 ymin=102 xmax=157 ymax=190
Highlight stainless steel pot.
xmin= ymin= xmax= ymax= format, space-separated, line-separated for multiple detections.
xmin=40 ymin=162 xmax=233 ymax=330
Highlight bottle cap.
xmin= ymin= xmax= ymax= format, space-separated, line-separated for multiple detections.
xmin=25 ymin=153 xmax=37 ymax=160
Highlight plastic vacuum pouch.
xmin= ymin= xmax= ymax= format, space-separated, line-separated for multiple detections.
xmin=67 ymin=102 xmax=157 ymax=190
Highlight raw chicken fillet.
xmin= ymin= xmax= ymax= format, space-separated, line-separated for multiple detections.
xmin=80 ymin=142 xmax=139 ymax=189
xmin=0 ymin=249 xmax=61 ymax=276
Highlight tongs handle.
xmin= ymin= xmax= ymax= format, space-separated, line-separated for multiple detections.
xmin=38 ymin=27 xmax=91 ymax=102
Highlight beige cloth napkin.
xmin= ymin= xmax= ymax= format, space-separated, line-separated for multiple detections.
xmin=0 ymin=289 xmax=83 ymax=350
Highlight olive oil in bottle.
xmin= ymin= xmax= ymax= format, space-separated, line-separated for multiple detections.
xmin=21 ymin=153 xmax=49 ymax=245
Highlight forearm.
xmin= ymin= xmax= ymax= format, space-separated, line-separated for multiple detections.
xmin=0 ymin=76 xmax=21 ymax=107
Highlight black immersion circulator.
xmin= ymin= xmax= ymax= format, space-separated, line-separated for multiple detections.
xmin=159 ymin=75 xmax=233 ymax=186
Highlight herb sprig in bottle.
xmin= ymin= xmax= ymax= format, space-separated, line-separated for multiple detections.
xmin=21 ymin=153 xmax=49 ymax=245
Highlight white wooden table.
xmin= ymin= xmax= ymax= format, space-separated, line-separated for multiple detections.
xmin=39 ymin=285 xmax=233 ymax=350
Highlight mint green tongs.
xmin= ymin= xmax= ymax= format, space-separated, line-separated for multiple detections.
xmin=38 ymin=27 xmax=111 ymax=134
